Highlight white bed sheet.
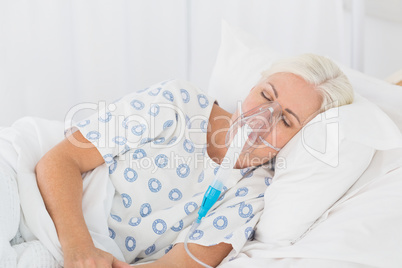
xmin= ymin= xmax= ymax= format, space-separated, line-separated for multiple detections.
xmin=1 ymin=117 xmax=402 ymax=267
xmin=0 ymin=117 xmax=123 ymax=267
xmin=219 ymin=148 xmax=402 ymax=268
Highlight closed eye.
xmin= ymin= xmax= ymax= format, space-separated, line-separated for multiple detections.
xmin=282 ymin=116 xmax=291 ymax=127
xmin=260 ymin=91 xmax=271 ymax=102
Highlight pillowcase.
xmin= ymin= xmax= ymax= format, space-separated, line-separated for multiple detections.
xmin=208 ymin=20 xmax=402 ymax=247
xmin=339 ymin=66 xmax=402 ymax=133
xmin=256 ymin=93 xmax=396 ymax=246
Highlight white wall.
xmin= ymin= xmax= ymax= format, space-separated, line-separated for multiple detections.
xmin=189 ymin=1 xmax=402 ymax=88
xmin=0 ymin=0 xmax=401 ymax=127
xmin=0 ymin=0 xmax=189 ymax=126
xmin=343 ymin=0 xmax=402 ymax=78
xmin=364 ymin=16 xmax=402 ymax=79
xmin=189 ymin=0 xmax=348 ymax=90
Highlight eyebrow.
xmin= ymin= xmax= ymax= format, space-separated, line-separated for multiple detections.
xmin=285 ymin=108 xmax=301 ymax=125
xmin=268 ymin=82 xmax=301 ymax=125
xmin=268 ymin=82 xmax=278 ymax=98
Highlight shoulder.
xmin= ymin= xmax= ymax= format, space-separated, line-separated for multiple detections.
xmin=114 ymin=79 xmax=216 ymax=118
xmin=163 ymin=79 xmax=211 ymax=98
xmin=154 ymin=79 xmax=216 ymax=110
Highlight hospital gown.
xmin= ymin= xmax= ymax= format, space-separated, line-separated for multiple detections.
xmin=68 ymin=79 xmax=272 ymax=264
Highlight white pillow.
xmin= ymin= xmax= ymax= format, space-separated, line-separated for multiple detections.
xmin=340 ymin=66 xmax=402 ymax=133
xmin=208 ymin=20 xmax=402 ymax=247
xmin=257 ymin=93 xmax=398 ymax=246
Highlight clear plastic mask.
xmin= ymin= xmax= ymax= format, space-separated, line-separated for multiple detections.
xmin=225 ymin=101 xmax=283 ymax=154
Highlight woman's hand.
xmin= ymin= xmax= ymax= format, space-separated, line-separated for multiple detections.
xmin=63 ymin=245 xmax=131 ymax=268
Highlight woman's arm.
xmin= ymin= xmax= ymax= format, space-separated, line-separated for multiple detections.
xmin=137 ymin=242 xmax=233 ymax=268
xmin=35 ymin=130 xmax=128 ymax=267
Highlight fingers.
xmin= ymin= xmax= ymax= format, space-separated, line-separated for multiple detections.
xmin=112 ymin=257 xmax=132 ymax=268
xmin=63 ymin=246 xmax=126 ymax=268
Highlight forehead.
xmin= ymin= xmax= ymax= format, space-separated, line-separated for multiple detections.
xmin=264 ymin=73 xmax=322 ymax=124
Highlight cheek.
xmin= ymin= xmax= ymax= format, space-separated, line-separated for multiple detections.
xmin=275 ymin=126 xmax=290 ymax=146
xmin=266 ymin=124 xmax=300 ymax=148
xmin=275 ymin=125 xmax=301 ymax=147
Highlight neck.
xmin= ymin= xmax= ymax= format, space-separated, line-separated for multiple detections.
xmin=207 ymin=104 xmax=233 ymax=165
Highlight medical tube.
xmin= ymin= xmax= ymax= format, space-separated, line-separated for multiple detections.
xmin=196 ymin=102 xmax=282 ymax=223
xmin=184 ymin=221 xmax=211 ymax=268
xmin=183 ymin=125 xmax=250 ymax=268
xmin=196 ymin=124 xmax=252 ymax=223
xmin=184 ymin=102 xmax=282 ymax=267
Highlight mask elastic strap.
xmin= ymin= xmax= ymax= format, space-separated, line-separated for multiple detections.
xmin=258 ymin=136 xmax=281 ymax=151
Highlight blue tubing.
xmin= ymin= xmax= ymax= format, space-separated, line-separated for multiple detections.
xmin=197 ymin=186 xmax=222 ymax=221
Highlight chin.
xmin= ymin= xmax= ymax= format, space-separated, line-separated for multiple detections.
xmin=235 ymin=151 xmax=275 ymax=169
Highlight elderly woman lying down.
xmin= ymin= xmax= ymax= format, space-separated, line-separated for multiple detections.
xmin=35 ymin=54 xmax=353 ymax=268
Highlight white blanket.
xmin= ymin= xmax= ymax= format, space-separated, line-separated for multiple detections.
xmin=220 ymin=148 xmax=402 ymax=268
xmin=2 ymin=116 xmax=402 ymax=267
xmin=0 ymin=117 xmax=124 ymax=267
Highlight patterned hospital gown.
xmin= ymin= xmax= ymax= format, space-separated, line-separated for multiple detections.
xmin=69 ymin=79 xmax=273 ymax=264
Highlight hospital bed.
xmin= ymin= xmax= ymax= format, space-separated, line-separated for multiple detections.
xmin=1 ymin=21 xmax=402 ymax=268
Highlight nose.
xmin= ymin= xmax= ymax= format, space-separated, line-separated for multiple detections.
xmin=243 ymin=101 xmax=282 ymax=128
xmin=235 ymin=101 xmax=283 ymax=152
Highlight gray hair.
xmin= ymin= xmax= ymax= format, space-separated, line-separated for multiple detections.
xmin=261 ymin=53 xmax=354 ymax=113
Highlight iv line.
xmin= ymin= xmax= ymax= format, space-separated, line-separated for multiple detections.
xmin=183 ymin=167 xmax=258 ymax=267
xmin=183 ymin=102 xmax=281 ymax=267
xmin=183 ymin=125 xmax=251 ymax=268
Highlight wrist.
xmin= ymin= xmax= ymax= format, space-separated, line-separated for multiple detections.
xmin=58 ymin=226 xmax=95 ymax=252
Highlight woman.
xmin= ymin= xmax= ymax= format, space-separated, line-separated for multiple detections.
xmin=35 ymin=54 xmax=353 ymax=268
